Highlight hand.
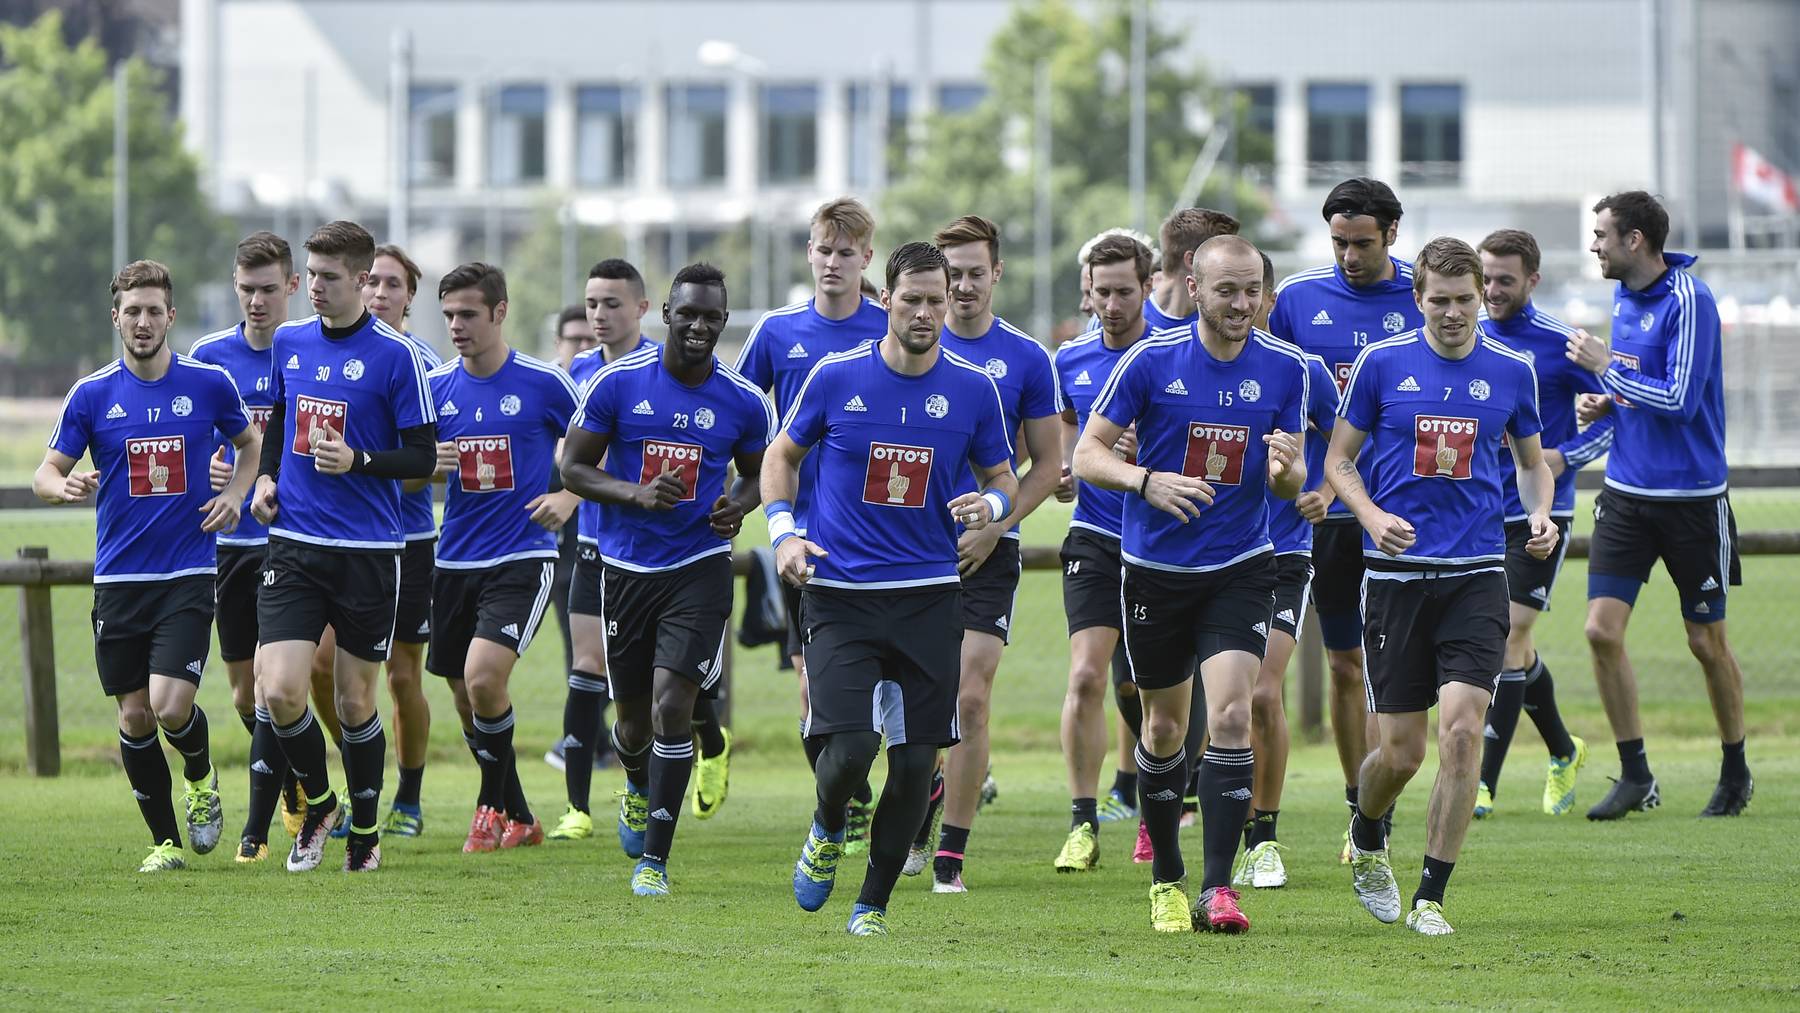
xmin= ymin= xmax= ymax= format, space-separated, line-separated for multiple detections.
xmin=251 ymin=475 xmax=279 ymax=524
xmin=146 ymin=454 xmax=170 ymax=493
xmin=635 ymin=460 xmax=685 ymax=511
xmin=956 ymin=523 xmax=1003 ymax=576
xmin=51 ymin=469 xmax=100 ymax=504
xmin=1203 ymin=441 xmax=1227 ymax=481
xmin=311 ymin=420 xmax=352 ymax=475
xmin=1264 ymin=429 xmax=1301 ymax=480
xmin=209 ymin=446 xmax=232 ymax=492
xmin=1113 ymin=425 xmax=1139 ymax=462
xmin=1564 ymin=328 xmax=1611 ymax=372
xmin=475 ymin=452 xmax=497 ymax=490
xmin=1544 ymin=448 xmax=1568 ymax=479
xmin=1575 ymin=392 xmax=1613 ymax=425
xmin=1363 ymin=510 xmax=1417 ymax=556
xmin=1433 ymin=434 xmax=1458 ymax=476
xmin=1143 ymin=469 xmax=1215 ymax=523
xmin=198 ymin=491 xmax=241 ymax=534
xmin=707 ymin=494 xmax=746 ymax=538
xmin=884 ymin=461 xmax=910 ymax=503
xmin=526 ymin=490 xmax=579 ymax=531
xmin=434 ymin=440 xmax=459 ymax=476
xmin=775 ymin=534 xmax=828 ymax=586
xmin=1054 ymin=464 xmax=1075 ymax=503
xmin=1296 ymin=486 xmax=1334 ymax=524
xmin=947 ymin=490 xmax=996 ymax=530
xmin=1524 ymin=512 xmax=1560 ymax=560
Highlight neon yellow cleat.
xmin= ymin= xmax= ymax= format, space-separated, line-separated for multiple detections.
xmin=1149 ymin=880 xmax=1192 ymax=933
xmin=1053 ymin=824 xmax=1099 ymax=873
xmin=1543 ymin=735 xmax=1588 ymax=815
xmin=139 ymin=840 xmax=186 ymax=873
xmin=1473 ymin=781 xmax=1495 ymax=819
xmin=1407 ymin=899 xmax=1455 ymax=935
xmin=547 ymin=804 xmax=594 ymax=840
xmin=692 ymin=728 xmax=732 ymax=820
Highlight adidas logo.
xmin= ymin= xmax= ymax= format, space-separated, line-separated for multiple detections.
xmin=650 ymin=807 xmax=675 ymax=821
xmin=186 ymin=659 xmax=204 ymax=676
xmin=1223 ymin=787 xmax=1253 ymax=801
xmin=558 ymin=734 xmax=582 ymax=750
xmin=476 ymin=749 xmax=498 ymax=762
xmin=285 ymin=354 xmax=300 ymax=370
xmin=1074 ymin=369 xmax=1092 ymax=386
xmin=632 ymin=399 xmax=654 ymax=416
xmin=500 ymin=623 xmax=520 ymax=639
xmin=440 ymin=400 xmax=459 ymax=416
xmin=1163 ymin=378 xmax=1188 ymax=395
xmin=417 ymin=620 xmax=430 ymax=635
xmin=1692 ymin=602 xmax=1710 ymax=615
xmin=698 ymin=658 xmax=712 ymax=675
xmin=251 ymin=759 xmax=274 ymax=774
xmin=1252 ymin=621 xmax=1268 ymax=637
xmin=1276 ymin=609 xmax=1295 ymax=625
xmin=1145 ymin=789 xmax=1179 ymax=802
xmin=106 ymin=403 xmax=127 ymax=420
xmin=787 ymin=342 xmax=809 ymax=359
xmin=132 ymin=790 xmax=151 ymax=801
xmin=844 ymin=395 xmax=868 ymax=412
xmin=995 ymin=615 xmax=1010 ymax=631
xmin=1311 ymin=309 xmax=1333 ymax=325
xmin=353 ymin=787 xmax=378 ymax=800
xmin=1699 ymin=576 xmax=1719 ymax=592
xmin=372 ymin=639 xmax=389 ymax=654
xmin=1531 ymin=586 xmax=1549 ymax=600
xmin=1398 ymin=375 xmax=1421 ymax=392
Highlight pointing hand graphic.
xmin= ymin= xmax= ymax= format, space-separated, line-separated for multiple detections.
xmin=886 ymin=460 xmax=910 ymax=503
xmin=1434 ymin=433 xmax=1458 ymax=476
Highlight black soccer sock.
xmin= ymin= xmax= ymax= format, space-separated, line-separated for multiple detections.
xmin=1182 ymin=703 xmax=1207 ymax=813
xmin=242 ymin=706 xmax=287 ymax=841
xmin=119 ymin=728 xmax=180 ymax=845
xmin=237 ymin=710 xmax=256 ymax=736
xmin=1247 ymin=809 xmax=1279 ymax=847
xmin=813 ymin=731 xmax=881 ymax=834
xmin=1135 ymin=743 xmax=1187 ymax=884
xmin=1197 ymin=746 xmax=1254 ymax=890
xmin=462 ymin=729 xmax=481 ymax=764
xmin=1072 ymin=797 xmax=1099 ymax=832
xmin=1350 ymin=805 xmax=1387 ymax=853
xmin=272 ymin=708 xmax=332 ymax=800
xmin=1522 ymin=656 xmax=1576 ymax=759
xmin=1721 ymin=738 xmax=1750 ymax=781
xmin=502 ymin=749 xmax=532 ymax=825
xmin=935 ymin=823 xmax=970 ymax=877
xmin=473 ymin=709 xmax=516 ymax=810
xmin=1110 ymin=769 xmax=1138 ymax=802
xmin=641 ymin=733 xmax=695 ymax=865
xmin=858 ymin=742 xmax=937 ymax=909
xmin=1345 ymin=784 xmax=1359 ymax=809
xmin=394 ymin=765 xmax=423 ymax=808
xmin=691 ymin=697 xmax=726 ymax=758
xmin=610 ymin=722 xmax=651 ymax=794
xmin=1617 ymin=737 xmax=1653 ymax=783
xmin=1115 ymin=685 xmax=1144 ymax=741
xmin=563 ymin=672 xmax=606 ymax=812
xmin=1480 ymin=671 xmax=1528 ymax=794
xmin=912 ymin=769 xmax=945 ymax=848
xmin=161 ymin=705 xmax=212 ymax=783
xmin=340 ymin=712 xmax=386 ymax=834
xmin=1414 ymin=854 xmax=1455 ymax=908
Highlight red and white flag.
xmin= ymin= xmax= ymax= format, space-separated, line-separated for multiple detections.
xmin=1733 ymin=143 xmax=1799 ymax=213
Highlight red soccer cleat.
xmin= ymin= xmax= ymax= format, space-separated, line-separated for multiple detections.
xmin=1196 ymin=886 xmax=1250 ymax=934
xmin=463 ymin=805 xmax=504 ymax=853
xmin=500 ymin=816 xmax=545 ymax=849
xmin=1132 ymin=821 xmax=1155 ymax=864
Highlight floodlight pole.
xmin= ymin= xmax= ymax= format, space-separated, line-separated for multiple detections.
xmin=113 ymin=60 xmax=128 ymax=268
xmin=1034 ymin=60 xmax=1053 ymax=343
xmin=1128 ymin=0 xmax=1147 ymax=233
xmin=389 ymin=29 xmax=412 ymax=248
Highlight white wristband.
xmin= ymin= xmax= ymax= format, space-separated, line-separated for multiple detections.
xmin=981 ymin=490 xmax=1008 ymax=524
xmin=767 ymin=510 xmax=797 ymax=542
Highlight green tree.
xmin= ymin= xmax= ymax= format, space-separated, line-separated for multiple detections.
xmin=501 ymin=203 xmax=625 ymax=360
xmin=0 ymin=11 xmax=226 ymax=365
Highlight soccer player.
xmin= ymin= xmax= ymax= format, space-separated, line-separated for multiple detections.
xmin=37 ymin=260 xmax=259 ymax=871
xmin=1565 ymin=191 xmax=1752 ymax=819
xmin=1144 ymin=208 xmax=1240 ymax=331
xmin=559 ymin=264 xmax=771 ymax=895
xmin=735 ymin=197 xmax=887 ymax=851
xmin=1328 ymin=237 xmax=1556 ymax=936
xmin=420 ymin=262 xmax=578 ymax=853
xmin=1471 ymin=228 xmax=1613 ymax=819
xmin=770 ymin=242 xmax=1017 ymax=936
xmin=251 ymin=219 xmax=437 ymax=873
xmin=191 ymin=231 xmax=304 ymax=862
xmin=1266 ymin=177 xmax=1423 ymax=858
xmin=547 ymin=305 xmax=598 ymax=680
xmin=546 ymin=259 xmax=657 ymax=840
xmin=924 ymin=215 xmax=1062 ymax=893
xmin=1075 ymin=235 xmax=1308 ymax=935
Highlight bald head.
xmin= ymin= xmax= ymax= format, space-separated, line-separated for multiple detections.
xmin=1192 ymin=235 xmax=1262 ymax=285
xmin=1188 ymin=235 xmax=1264 ymax=345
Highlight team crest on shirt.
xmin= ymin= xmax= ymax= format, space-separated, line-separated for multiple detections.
xmin=343 ymin=358 xmax=366 ymax=381
xmin=984 ymin=358 xmax=1007 ymax=379
xmin=695 ymin=407 xmax=716 ymax=430
xmin=925 ymin=395 xmax=949 ymax=419
xmin=1382 ymin=312 xmax=1406 ymax=334
xmin=500 ymin=395 xmax=521 ymax=416
xmin=864 ymin=442 xmax=932 ymax=507
xmin=641 ymin=439 xmax=701 ymax=501
xmin=292 ymin=395 xmax=348 ymax=456
xmin=171 ymin=396 xmax=193 ymax=417
xmin=126 ymin=435 xmax=187 ymax=496
xmin=1182 ymin=422 xmax=1249 ymax=485
xmin=1640 ymin=312 xmax=1655 ymax=331
xmin=456 ymin=435 xmax=515 ymax=492
xmin=1468 ymin=379 xmax=1491 ymax=401
xmin=1414 ymin=415 xmax=1477 ymax=480
xmin=1238 ymin=379 xmax=1261 ymax=403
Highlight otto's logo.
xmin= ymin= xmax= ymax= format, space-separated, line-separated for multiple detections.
xmin=1610 ymin=350 xmax=1640 ymax=407
xmin=863 ymin=441 xmax=932 ymax=508
xmin=292 ymin=395 xmax=347 ymax=456
xmin=1383 ymin=312 xmax=1406 ymax=333
xmin=1182 ymin=422 xmax=1249 ymax=485
xmin=641 ymin=439 xmax=701 ymax=501
xmin=245 ymin=405 xmax=274 ymax=434
xmin=127 ymin=435 xmax=187 ymax=497
xmin=456 ymin=435 xmax=515 ymax=492
xmin=1414 ymin=415 xmax=1477 ymax=480
xmin=1334 ymin=362 xmax=1355 ymax=394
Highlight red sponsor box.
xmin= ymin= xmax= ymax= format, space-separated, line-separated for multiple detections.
xmin=457 ymin=435 xmax=516 ymax=493
xmin=862 ymin=441 xmax=933 ymax=507
xmin=1334 ymin=361 xmax=1355 ymax=394
xmin=1181 ymin=421 xmax=1250 ymax=485
xmin=1609 ymin=350 xmax=1639 ymax=407
xmin=292 ymin=394 xmax=348 ymax=456
xmin=1413 ymin=414 xmax=1478 ymax=480
xmin=641 ymin=438 xmax=701 ymax=501
xmin=245 ymin=404 xmax=274 ymax=435
xmin=127 ymin=434 xmax=187 ymax=497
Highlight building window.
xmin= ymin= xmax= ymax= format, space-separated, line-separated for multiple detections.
xmin=937 ymin=82 xmax=987 ymax=114
xmin=667 ymin=83 xmax=729 ymax=186
xmin=1306 ymin=83 xmax=1369 ymax=184
xmin=1230 ymin=83 xmax=1277 ymax=177
xmin=409 ymin=84 xmax=457 ymax=184
xmin=576 ymin=85 xmax=638 ymax=187
xmin=847 ymin=82 xmax=910 ymax=186
xmin=762 ymin=84 xmax=818 ymax=184
xmin=1400 ymin=84 xmax=1463 ymax=186
xmin=489 ymin=85 xmax=547 ymax=185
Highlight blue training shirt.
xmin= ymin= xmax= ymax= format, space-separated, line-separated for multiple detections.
xmin=938 ymin=316 xmax=1059 ymax=540
xmin=190 ymin=324 xmax=277 ymax=547
xmin=1143 ymin=295 xmax=1196 ymax=333
xmin=267 ymin=313 xmax=436 ymax=551
xmin=783 ymin=342 xmax=1013 ymax=590
xmin=50 ymin=355 xmax=251 ymax=583
xmin=1481 ymin=302 xmax=1613 ymax=519
xmin=1054 ymin=327 xmax=1141 ymax=540
xmin=1093 ymin=324 xmax=1308 ymax=572
xmin=575 ymin=346 xmax=775 ymax=573
xmin=568 ymin=336 xmax=658 ymax=547
xmin=395 ymin=332 xmax=444 ymax=541
xmin=736 ymin=297 xmax=887 ymax=533
xmin=1268 ymin=354 xmax=1341 ymax=555
xmin=429 ymin=350 xmax=580 ymax=568
xmin=1339 ymin=329 xmax=1542 ymax=570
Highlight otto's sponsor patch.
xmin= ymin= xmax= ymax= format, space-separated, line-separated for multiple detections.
xmin=127 ymin=435 xmax=187 ymax=497
xmin=457 ymin=435 xmax=515 ymax=493
xmin=1181 ymin=422 xmax=1250 ymax=485
xmin=1609 ymin=351 xmax=1640 ymax=407
xmin=1414 ymin=415 xmax=1478 ymax=480
xmin=641 ymin=439 xmax=701 ymax=501
xmin=245 ymin=405 xmax=274 ymax=434
xmin=292 ymin=395 xmax=348 ymax=456
xmin=1334 ymin=361 xmax=1355 ymax=394
xmin=863 ymin=441 xmax=932 ymax=508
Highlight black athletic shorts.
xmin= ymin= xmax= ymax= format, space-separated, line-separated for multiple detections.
xmin=214 ymin=544 xmax=265 ymax=663
xmin=962 ymin=538 xmax=1022 ymax=643
xmin=258 ymin=539 xmax=400 ymax=663
xmin=569 ymin=542 xmax=604 ymax=617
xmin=426 ymin=558 xmax=556 ymax=679
xmin=1505 ymin=517 xmax=1573 ymax=611
xmin=1310 ymin=520 xmax=1365 ymax=617
xmin=1269 ymin=553 xmax=1314 ymax=638
xmin=601 ymin=554 xmax=733 ymax=698
xmin=800 ymin=585 xmax=962 ymax=747
xmin=783 ymin=579 xmax=805 ymax=660
xmin=93 ymin=576 xmax=214 ymax=696
xmin=1120 ymin=553 xmax=1277 ymax=691
xmin=1588 ymin=488 xmax=1740 ymax=620
xmin=1061 ymin=527 xmax=1124 ymax=635
xmin=395 ymin=538 xmax=435 ymax=644
xmin=1362 ymin=569 xmax=1509 ymax=713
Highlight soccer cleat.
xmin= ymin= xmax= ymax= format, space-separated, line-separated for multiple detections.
xmin=902 ymin=845 xmax=930 ymax=877
xmin=1543 ymin=736 xmax=1588 ymax=815
xmin=1096 ymin=788 xmax=1137 ymax=823
xmin=903 ymin=771 xmax=945 ymax=876
xmin=280 ymin=776 xmax=305 ymax=838
xmin=692 ymin=727 xmax=732 ymax=820
xmin=1473 ymin=782 xmax=1495 ymax=820
xmin=329 ymin=810 xmax=351 ymax=839
xmin=1053 ymin=824 xmax=1100 ymax=873
xmin=1350 ymin=844 xmax=1402 ymax=924
xmin=1586 ymin=776 xmax=1660 ymax=821
xmin=932 ymin=868 xmax=968 ymax=894
xmin=462 ymin=805 xmax=504 ymax=854
xmin=847 ymin=903 xmax=888 ymax=937
xmin=1132 ymin=821 xmax=1154 ymax=864
xmin=1242 ymin=841 xmax=1288 ymax=889
xmin=542 ymin=741 xmax=567 ymax=772
xmin=631 ymin=860 xmax=671 ymax=896
xmin=978 ymin=766 xmax=999 ymax=809
xmin=382 ymin=802 xmax=424 ymax=838
xmin=183 ymin=767 xmax=224 ymax=855
xmin=285 ymin=794 xmax=342 ymax=872
xmin=547 ymin=804 xmax=594 ymax=841
xmin=139 ymin=840 xmax=186 ymax=873
xmin=234 ymin=837 xmax=269 ymax=864
xmin=500 ymin=816 xmax=545 ymax=849
xmin=343 ymin=836 xmax=381 ymax=872
xmin=616 ymin=785 xmax=649 ymax=858
xmin=1194 ymin=886 xmax=1250 ymax=933
xmin=1148 ymin=880 xmax=1191 ymax=933
xmin=1407 ymin=899 xmax=1455 ymax=935
xmin=843 ymin=797 xmax=875 ymax=856
xmin=1699 ymin=776 xmax=1754 ymax=817
xmin=793 ymin=820 xmax=845 ymax=912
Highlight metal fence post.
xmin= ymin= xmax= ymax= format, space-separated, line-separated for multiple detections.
xmin=18 ymin=547 xmax=62 ymax=776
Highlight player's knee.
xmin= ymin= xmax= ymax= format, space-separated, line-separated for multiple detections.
xmin=117 ymin=702 xmax=156 ymax=738
xmin=386 ymin=660 xmax=422 ymax=699
xmin=957 ymin=687 xmax=991 ymax=730
xmin=1382 ymin=736 xmax=1427 ymax=777
xmin=650 ymin=696 xmax=695 ymax=738
xmin=1116 ymin=679 xmax=1138 ymax=700
xmin=1142 ymin=711 xmax=1184 ymax=753
xmin=1067 ymin=661 xmax=1107 ymax=701
xmin=1326 ymin=652 xmax=1364 ymax=687
xmin=1584 ymin=615 xmax=1625 ymax=654
xmin=883 ymin=742 xmax=937 ymax=784
xmin=1208 ymin=697 xmax=1251 ymax=742
xmin=1250 ymin=680 xmax=1285 ymax=725
xmin=1438 ymin=712 xmax=1483 ymax=758
xmin=1684 ymin=622 xmax=1730 ymax=665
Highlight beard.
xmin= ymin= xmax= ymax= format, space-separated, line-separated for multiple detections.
xmin=120 ymin=327 xmax=166 ymax=361
xmin=1198 ymin=305 xmax=1251 ymax=344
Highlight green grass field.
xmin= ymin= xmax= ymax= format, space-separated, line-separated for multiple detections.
xmin=2 ymin=501 xmax=1797 ymax=1008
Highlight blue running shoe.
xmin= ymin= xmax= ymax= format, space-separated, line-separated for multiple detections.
xmin=616 ymin=784 xmax=649 ymax=858
xmin=631 ymin=859 xmax=670 ymax=896
xmin=1096 ymin=788 xmax=1138 ymax=823
xmin=846 ymin=903 xmax=888 ymax=936
xmin=793 ymin=819 xmax=845 ymax=912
